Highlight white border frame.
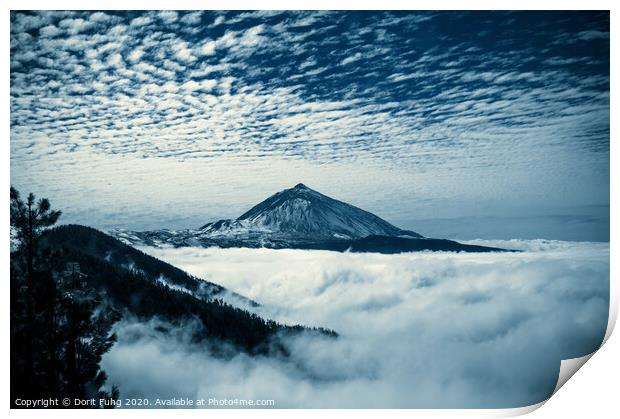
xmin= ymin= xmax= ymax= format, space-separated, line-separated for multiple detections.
xmin=2 ymin=1 xmax=616 ymax=417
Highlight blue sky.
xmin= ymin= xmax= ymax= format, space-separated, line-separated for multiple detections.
xmin=10 ymin=11 xmax=610 ymax=240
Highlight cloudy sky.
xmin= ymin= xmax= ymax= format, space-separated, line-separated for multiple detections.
xmin=10 ymin=11 xmax=610 ymax=240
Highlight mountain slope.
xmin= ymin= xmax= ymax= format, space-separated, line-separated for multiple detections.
xmin=109 ymin=184 xmax=513 ymax=253
xmin=37 ymin=225 xmax=336 ymax=354
xmin=41 ymin=224 xmax=225 ymax=300
xmin=296 ymin=235 xmax=512 ymax=253
xmin=199 ymin=183 xmax=422 ymax=240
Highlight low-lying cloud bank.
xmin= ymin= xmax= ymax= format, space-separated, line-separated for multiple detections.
xmin=102 ymin=241 xmax=609 ymax=408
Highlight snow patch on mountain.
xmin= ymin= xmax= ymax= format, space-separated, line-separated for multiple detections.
xmin=199 ymin=183 xmax=422 ymax=241
xmin=108 ymin=184 xmax=510 ymax=253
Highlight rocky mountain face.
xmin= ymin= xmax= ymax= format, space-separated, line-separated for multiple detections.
xmin=109 ymin=184 xmax=511 ymax=253
xmin=199 ymin=183 xmax=422 ymax=240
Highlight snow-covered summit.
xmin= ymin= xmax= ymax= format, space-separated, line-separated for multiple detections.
xmin=108 ymin=184 xmax=512 ymax=253
xmin=199 ymin=183 xmax=422 ymax=240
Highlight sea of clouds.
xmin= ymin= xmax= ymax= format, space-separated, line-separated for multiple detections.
xmin=101 ymin=240 xmax=609 ymax=408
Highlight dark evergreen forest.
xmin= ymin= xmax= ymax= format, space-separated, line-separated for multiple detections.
xmin=10 ymin=187 xmax=335 ymax=408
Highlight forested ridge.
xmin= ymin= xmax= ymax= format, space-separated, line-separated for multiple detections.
xmin=10 ymin=188 xmax=336 ymax=408
xmin=40 ymin=224 xmax=336 ymax=350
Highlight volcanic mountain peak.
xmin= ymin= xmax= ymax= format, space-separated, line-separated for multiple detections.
xmin=200 ymin=183 xmax=423 ymax=241
xmin=110 ymin=184 xmax=513 ymax=253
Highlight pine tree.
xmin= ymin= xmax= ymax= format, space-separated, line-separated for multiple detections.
xmin=10 ymin=187 xmax=60 ymax=401
xmin=10 ymin=187 xmax=119 ymax=408
xmin=10 ymin=186 xmax=61 ymax=286
xmin=56 ymin=263 xmax=120 ymax=402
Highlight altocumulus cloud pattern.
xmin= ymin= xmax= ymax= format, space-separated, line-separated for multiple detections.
xmin=10 ymin=11 xmax=609 ymax=234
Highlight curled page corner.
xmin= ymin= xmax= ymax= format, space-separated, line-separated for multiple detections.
xmin=546 ymin=273 xmax=616 ymax=403
xmin=552 ymin=352 xmax=595 ymax=396
xmin=500 ymin=401 xmax=546 ymax=418
xmin=498 ymin=353 xmax=596 ymax=419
